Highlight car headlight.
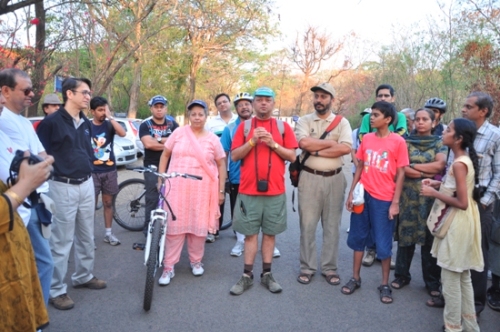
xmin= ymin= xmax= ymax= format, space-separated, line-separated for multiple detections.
xmin=113 ymin=143 xmax=124 ymax=153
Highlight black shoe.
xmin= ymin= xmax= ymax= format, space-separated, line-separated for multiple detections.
xmin=487 ymin=287 xmax=500 ymax=311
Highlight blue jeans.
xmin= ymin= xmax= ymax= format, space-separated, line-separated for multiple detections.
xmin=347 ymin=191 xmax=395 ymax=260
xmin=27 ymin=207 xmax=54 ymax=306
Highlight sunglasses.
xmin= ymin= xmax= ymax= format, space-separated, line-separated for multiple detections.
xmin=11 ymin=87 xmax=33 ymax=96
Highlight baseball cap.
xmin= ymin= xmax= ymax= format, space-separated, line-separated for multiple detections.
xmin=361 ymin=108 xmax=372 ymax=115
xmin=42 ymin=93 xmax=62 ymax=105
xmin=253 ymin=86 xmax=275 ymax=98
xmin=311 ymin=83 xmax=335 ymax=98
xmin=187 ymin=99 xmax=207 ymax=110
xmin=148 ymin=95 xmax=168 ymax=106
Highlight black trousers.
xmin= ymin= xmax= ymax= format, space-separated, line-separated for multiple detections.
xmin=144 ymin=170 xmax=159 ymax=233
xmin=471 ymin=203 xmax=493 ymax=315
xmin=394 ymin=241 xmax=441 ymax=293
xmin=229 ymin=182 xmax=240 ymax=219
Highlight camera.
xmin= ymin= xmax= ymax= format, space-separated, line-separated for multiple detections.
xmin=8 ymin=150 xmax=48 ymax=186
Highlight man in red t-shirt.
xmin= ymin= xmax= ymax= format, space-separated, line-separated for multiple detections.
xmin=229 ymin=87 xmax=298 ymax=295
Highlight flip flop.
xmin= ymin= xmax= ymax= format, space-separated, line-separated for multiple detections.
xmin=297 ymin=273 xmax=313 ymax=285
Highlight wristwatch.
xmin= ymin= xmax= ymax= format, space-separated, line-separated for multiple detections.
xmin=410 ymin=163 xmax=415 ymax=169
xmin=156 ymin=136 xmax=162 ymax=143
xmin=108 ymin=116 xmax=114 ymax=120
xmin=273 ymin=143 xmax=279 ymax=150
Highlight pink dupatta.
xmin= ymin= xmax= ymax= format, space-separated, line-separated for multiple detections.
xmin=184 ymin=126 xmax=220 ymax=233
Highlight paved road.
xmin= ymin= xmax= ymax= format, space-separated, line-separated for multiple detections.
xmin=45 ymin=159 xmax=498 ymax=332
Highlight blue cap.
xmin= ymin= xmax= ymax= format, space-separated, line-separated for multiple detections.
xmin=187 ymin=99 xmax=207 ymax=110
xmin=148 ymin=95 xmax=168 ymax=106
xmin=253 ymin=86 xmax=275 ymax=98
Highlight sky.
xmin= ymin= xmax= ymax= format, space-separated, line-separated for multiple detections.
xmin=274 ymin=0 xmax=453 ymax=49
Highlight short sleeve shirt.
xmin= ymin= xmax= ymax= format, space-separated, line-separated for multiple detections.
xmin=91 ymin=121 xmax=116 ymax=173
xmin=205 ymin=113 xmax=238 ymax=137
xmin=295 ymin=112 xmax=352 ymax=171
xmin=139 ymin=117 xmax=179 ymax=166
xmin=221 ymin=118 xmax=242 ymax=184
xmin=231 ymin=117 xmax=298 ymax=195
xmin=356 ymin=132 xmax=409 ymax=201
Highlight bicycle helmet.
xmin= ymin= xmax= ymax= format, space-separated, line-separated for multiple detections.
xmin=233 ymin=92 xmax=253 ymax=106
xmin=424 ymin=97 xmax=446 ymax=113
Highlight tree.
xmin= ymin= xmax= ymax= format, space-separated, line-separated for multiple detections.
xmin=289 ymin=25 xmax=343 ymax=115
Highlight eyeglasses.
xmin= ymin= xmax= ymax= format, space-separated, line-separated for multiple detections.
xmin=11 ymin=87 xmax=33 ymax=96
xmin=71 ymin=90 xmax=92 ymax=97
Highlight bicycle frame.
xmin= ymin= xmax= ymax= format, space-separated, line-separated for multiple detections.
xmin=144 ymin=180 xmax=167 ymax=267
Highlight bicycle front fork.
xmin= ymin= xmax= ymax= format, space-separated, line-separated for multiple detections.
xmin=144 ymin=209 xmax=167 ymax=267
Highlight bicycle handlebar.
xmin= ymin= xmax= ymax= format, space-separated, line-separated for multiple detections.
xmin=126 ymin=166 xmax=203 ymax=181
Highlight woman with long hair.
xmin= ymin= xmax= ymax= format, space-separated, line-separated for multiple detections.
xmin=421 ymin=118 xmax=483 ymax=332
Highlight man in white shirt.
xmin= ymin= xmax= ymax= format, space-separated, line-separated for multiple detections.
xmin=0 ymin=68 xmax=53 ymax=307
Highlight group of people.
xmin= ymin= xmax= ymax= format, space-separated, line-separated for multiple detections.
xmin=0 ymin=64 xmax=499 ymax=332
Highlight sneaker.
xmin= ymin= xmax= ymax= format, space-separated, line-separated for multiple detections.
xmin=191 ymin=262 xmax=204 ymax=276
xmin=230 ymin=274 xmax=254 ymax=295
xmin=390 ymin=258 xmax=396 ymax=270
xmin=260 ymin=272 xmax=282 ymax=293
xmin=49 ymin=293 xmax=74 ymax=310
xmin=362 ymin=249 xmax=376 ymax=267
xmin=231 ymin=241 xmax=245 ymax=257
xmin=104 ymin=233 xmax=121 ymax=246
xmin=487 ymin=287 xmax=500 ymax=311
xmin=73 ymin=276 xmax=107 ymax=289
xmin=273 ymin=247 xmax=281 ymax=258
xmin=206 ymin=234 xmax=215 ymax=243
xmin=158 ymin=268 xmax=175 ymax=286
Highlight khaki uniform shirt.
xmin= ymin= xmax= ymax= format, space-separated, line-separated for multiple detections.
xmin=295 ymin=112 xmax=352 ymax=171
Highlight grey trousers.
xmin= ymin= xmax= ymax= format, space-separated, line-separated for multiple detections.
xmin=298 ymin=170 xmax=346 ymax=275
xmin=48 ymin=178 xmax=95 ymax=298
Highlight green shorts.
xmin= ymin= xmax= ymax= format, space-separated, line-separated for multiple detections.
xmin=233 ymin=193 xmax=287 ymax=236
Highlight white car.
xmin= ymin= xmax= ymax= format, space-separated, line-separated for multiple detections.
xmin=114 ymin=118 xmax=143 ymax=156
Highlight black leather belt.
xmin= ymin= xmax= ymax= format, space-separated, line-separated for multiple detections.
xmin=51 ymin=174 xmax=91 ymax=185
xmin=303 ymin=166 xmax=342 ymax=177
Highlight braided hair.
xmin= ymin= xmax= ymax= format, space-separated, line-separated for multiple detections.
xmin=452 ymin=118 xmax=481 ymax=202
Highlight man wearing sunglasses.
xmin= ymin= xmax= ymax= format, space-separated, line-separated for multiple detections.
xmin=0 ymin=68 xmax=54 ymax=310
xmin=38 ymin=77 xmax=107 ymax=311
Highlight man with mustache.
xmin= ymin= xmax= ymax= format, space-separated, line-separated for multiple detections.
xmin=294 ymin=83 xmax=353 ymax=286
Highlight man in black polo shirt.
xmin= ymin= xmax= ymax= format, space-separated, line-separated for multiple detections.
xmin=38 ymin=77 xmax=107 ymax=311
xmin=139 ymin=95 xmax=179 ymax=234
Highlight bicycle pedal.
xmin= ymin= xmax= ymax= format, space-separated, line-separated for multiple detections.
xmin=133 ymin=242 xmax=145 ymax=251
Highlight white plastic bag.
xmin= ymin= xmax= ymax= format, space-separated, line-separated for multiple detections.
xmin=352 ymin=183 xmax=364 ymax=206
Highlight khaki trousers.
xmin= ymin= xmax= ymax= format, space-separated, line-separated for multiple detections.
xmin=298 ymin=170 xmax=346 ymax=275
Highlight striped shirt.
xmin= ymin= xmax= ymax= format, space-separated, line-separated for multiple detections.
xmin=474 ymin=121 xmax=500 ymax=206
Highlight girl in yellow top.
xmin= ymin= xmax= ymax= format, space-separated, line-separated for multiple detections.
xmin=421 ymin=118 xmax=483 ymax=332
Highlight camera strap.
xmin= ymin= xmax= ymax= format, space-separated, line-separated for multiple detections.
xmin=253 ymin=117 xmax=273 ymax=189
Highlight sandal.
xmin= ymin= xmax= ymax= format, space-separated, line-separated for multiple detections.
xmin=378 ymin=284 xmax=393 ymax=304
xmin=391 ymin=277 xmax=410 ymax=289
xmin=297 ymin=273 xmax=313 ymax=285
xmin=426 ymin=295 xmax=445 ymax=308
xmin=341 ymin=277 xmax=361 ymax=295
xmin=323 ymin=273 xmax=340 ymax=286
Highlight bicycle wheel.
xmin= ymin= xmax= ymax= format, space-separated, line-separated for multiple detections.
xmin=113 ymin=178 xmax=146 ymax=232
xmin=143 ymin=220 xmax=161 ymax=311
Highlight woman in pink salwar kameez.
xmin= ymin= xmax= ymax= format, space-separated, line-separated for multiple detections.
xmin=157 ymin=100 xmax=226 ymax=286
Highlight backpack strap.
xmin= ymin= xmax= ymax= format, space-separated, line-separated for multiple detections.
xmin=276 ymin=119 xmax=284 ymax=138
xmin=243 ymin=119 xmax=252 ymax=140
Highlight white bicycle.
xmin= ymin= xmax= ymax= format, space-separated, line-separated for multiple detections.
xmin=128 ymin=166 xmax=202 ymax=311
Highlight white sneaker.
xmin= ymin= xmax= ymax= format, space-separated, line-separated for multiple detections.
xmin=231 ymin=241 xmax=245 ymax=257
xmin=104 ymin=233 xmax=121 ymax=246
xmin=273 ymin=247 xmax=281 ymax=258
xmin=206 ymin=234 xmax=215 ymax=243
xmin=158 ymin=269 xmax=175 ymax=286
xmin=191 ymin=262 xmax=204 ymax=276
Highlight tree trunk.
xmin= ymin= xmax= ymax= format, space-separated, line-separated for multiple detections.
xmin=27 ymin=0 xmax=46 ymax=117
xmin=128 ymin=57 xmax=141 ymax=119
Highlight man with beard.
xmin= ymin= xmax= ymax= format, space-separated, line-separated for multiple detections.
xmin=294 ymin=83 xmax=353 ymax=286
xmin=90 ymin=97 xmax=126 ymax=246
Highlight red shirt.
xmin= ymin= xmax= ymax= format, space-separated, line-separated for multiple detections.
xmin=356 ymin=132 xmax=409 ymax=201
xmin=231 ymin=117 xmax=298 ymax=195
